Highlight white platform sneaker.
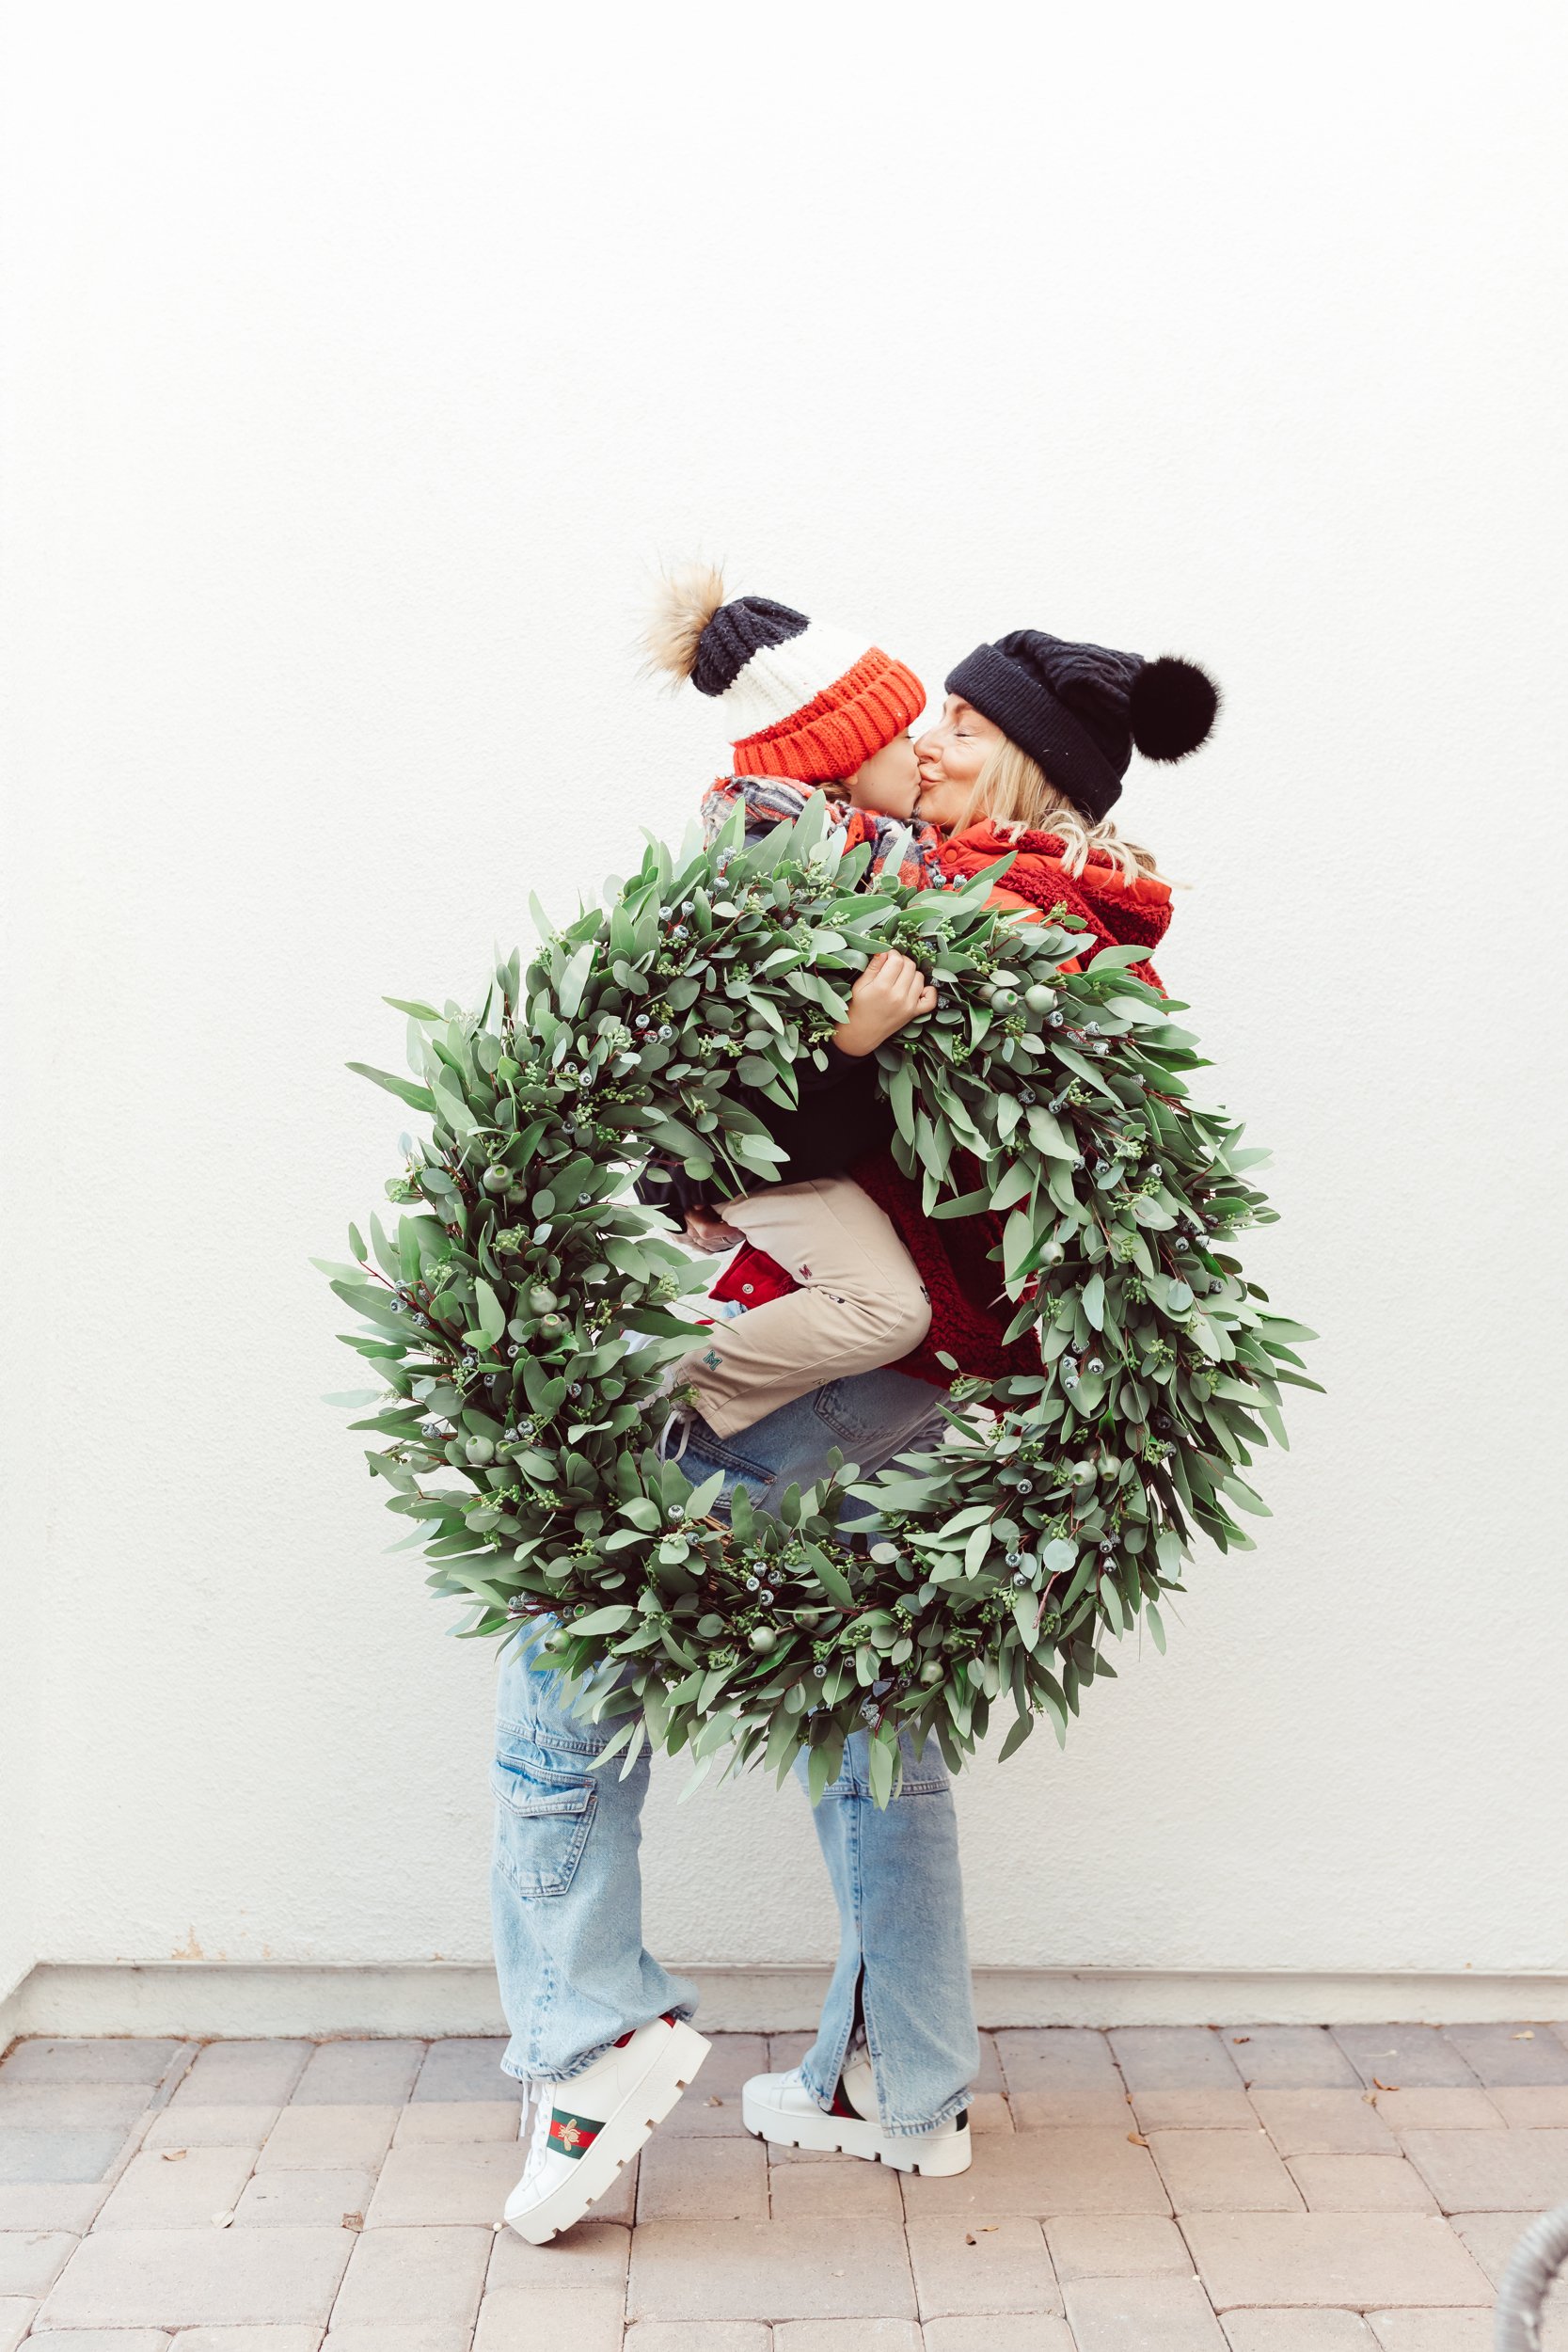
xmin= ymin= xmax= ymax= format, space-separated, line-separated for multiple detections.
xmin=504 ymin=2012 xmax=710 ymax=2243
xmin=742 ymin=2049 xmax=973 ymax=2176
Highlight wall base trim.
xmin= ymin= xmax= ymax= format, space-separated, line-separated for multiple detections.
xmin=4 ymin=1960 xmax=1567 ymax=2042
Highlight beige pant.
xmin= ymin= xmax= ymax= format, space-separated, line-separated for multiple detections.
xmin=675 ymin=1177 xmax=931 ymax=1439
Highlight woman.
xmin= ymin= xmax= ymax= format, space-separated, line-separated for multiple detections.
xmin=490 ymin=610 xmax=1219 ymax=2244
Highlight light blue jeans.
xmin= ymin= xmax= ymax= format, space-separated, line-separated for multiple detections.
xmin=490 ymin=1369 xmax=981 ymax=2136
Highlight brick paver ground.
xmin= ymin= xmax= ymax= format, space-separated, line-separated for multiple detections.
xmin=2 ymin=2023 xmax=1567 ymax=2346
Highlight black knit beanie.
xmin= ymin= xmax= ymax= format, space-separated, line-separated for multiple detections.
xmin=943 ymin=629 xmax=1220 ymax=823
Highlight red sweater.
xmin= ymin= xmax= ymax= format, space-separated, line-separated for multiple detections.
xmin=710 ymin=827 xmax=1175 ymax=1387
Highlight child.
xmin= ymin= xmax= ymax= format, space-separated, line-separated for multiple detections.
xmin=641 ymin=565 xmax=941 ymax=1441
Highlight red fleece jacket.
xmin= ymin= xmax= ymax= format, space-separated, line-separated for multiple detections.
xmin=709 ymin=827 xmax=1174 ymax=1388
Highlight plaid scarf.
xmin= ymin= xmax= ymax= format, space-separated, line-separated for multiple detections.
xmin=701 ymin=775 xmax=944 ymax=892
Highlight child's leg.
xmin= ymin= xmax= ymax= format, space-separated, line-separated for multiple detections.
xmin=673 ymin=1177 xmax=930 ymax=1440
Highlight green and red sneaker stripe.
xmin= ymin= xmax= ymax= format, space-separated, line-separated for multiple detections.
xmin=546 ymin=2108 xmax=604 ymax=2160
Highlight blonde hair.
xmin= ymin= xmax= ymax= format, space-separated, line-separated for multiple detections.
xmin=962 ymin=739 xmax=1167 ymax=885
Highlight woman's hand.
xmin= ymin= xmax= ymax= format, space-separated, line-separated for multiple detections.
xmin=832 ymin=951 xmax=938 ymax=1057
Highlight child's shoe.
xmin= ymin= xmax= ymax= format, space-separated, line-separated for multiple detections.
xmin=741 ymin=2051 xmax=972 ymax=2176
xmin=503 ymin=2013 xmax=710 ymax=2243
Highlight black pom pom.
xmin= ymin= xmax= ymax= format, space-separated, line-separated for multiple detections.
xmin=1128 ymin=656 xmax=1219 ymax=763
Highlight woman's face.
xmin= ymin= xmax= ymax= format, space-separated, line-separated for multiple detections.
xmin=912 ymin=696 xmax=1006 ymax=830
xmin=845 ymin=729 xmax=920 ymax=819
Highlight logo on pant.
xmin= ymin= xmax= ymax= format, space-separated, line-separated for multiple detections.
xmin=702 ymin=1349 xmax=722 ymax=1371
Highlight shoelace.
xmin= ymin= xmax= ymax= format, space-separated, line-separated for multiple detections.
xmin=656 ymin=1401 xmax=695 ymax=1465
xmin=515 ymin=2081 xmax=556 ymax=2196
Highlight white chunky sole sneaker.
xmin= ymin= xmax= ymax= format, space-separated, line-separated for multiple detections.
xmin=742 ymin=2051 xmax=973 ymax=2176
xmin=504 ymin=2013 xmax=710 ymax=2243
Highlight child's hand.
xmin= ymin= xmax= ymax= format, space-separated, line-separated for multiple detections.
xmin=685 ymin=1207 xmax=747 ymax=1249
xmin=832 ymin=951 xmax=938 ymax=1057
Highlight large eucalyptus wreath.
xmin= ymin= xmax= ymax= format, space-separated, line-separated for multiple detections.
xmin=324 ymin=796 xmax=1315 ymax=1804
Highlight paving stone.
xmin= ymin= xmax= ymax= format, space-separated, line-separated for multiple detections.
xmin=36 ymin=2227 xmax=353 ymax=2328
xmin=1132 ymin=2090 xmax=1258 ymax=2132
xmin=391 ymin=2101 xmax=519 ymax=2146
xmin=474 ymin=2284 xmax=624 ymax=2349
xmin=323 ymin=2329 xmax=468 ymax=2352
xmin=257 ymin=2106 xmax=399 ymax=2171
xmin=967 ymin=2091 xmax=1015 ymax=2134
xmin=974 ymin=2035 xmax=1006 ymax=2095
xmin=291 ymin=2043 xmax=425 ymax=2107
xmin=1109 ymin=2029 xmax=1243 ymax=2093
xmin=0 ymin=2040 xmax=186 ymax=2087
xmin=1442 ymin=2215 xmax=1568 ymax=2352
xmin=0 ymin=2130 xmax=130 ymax=2185
xmin=1370 ymin=2091 xmax=1501 ymax=2133
xmin=486 ymin=2217 xmax=629 ymax=2289
xmin=1182 ymin=2213 xmax=1492 ymax=2309
xmin=172 ymin=2047 xmax=312 ymax=2107
xmin=1043 ymin=2213 xmax=1191 ymax=2280
xmin=145 ymin=2108 xmax=281 ymax=2153
xmin=905 ymin=2215 xmax=1061 ymax=2316
xmin=1439 ymin=2025 xmax=1568 ymax=2087
xmin=1398 ymin=2128 xmax=1568 ymax=2211
xmin=625 ymin=2328 xmax=769 ymax=2352
xmin=1064 ymin=2273 xmax=1228 ymax=2348
xmin=363 ymin=2140 xmax=519 ymax=2227
xmin=0 ymin=2084 xmax=148 ymax=2130
xmin=1488 ymin=2086 xmax=1568 ymax=2127
xmin=766 ymin=2033 xmax=815 ymax=2073
xmin=328 ymin=2225 xmax=490 ymax=2328
xmin=1251 ymin=2092 xmax=1399 ymax=2156
xmin=1289 ymin=2156 xmax=1438 ymax=2212
xmin=900 ymin=2125 xmax=1169 ymax=2217
xmin=173 ymin=2332 xmax=325 ymax=2350
xmin=1445 ymin=2208 xmax=1539 ymax=2285
xmin=1149 ymin=2129 xmax=1303 ymax=2212
xmin=663 ymin=2040 xmax=768 ymax=2138
xmin=922 ymin=2322 xmax=1074 ymax=2352
xmin=0 ymin=2185 xmax=109 ymax=2232
xmin=319 ymin=2324 xmax=465 ymax=2343
xmin=775 ymin=2326 xmax=927 ymax=2352
xmin=0 ymin=2226 xmax=78 ymax=2292
xmin=410 ymin=2040 xmax=516 ymax=2104
xmin=1222 ymin=2315 xmax=1374 ymax=2349
xmin=635 ymin=2133 xmax=767 ymax=2220
xmin=663 ymin=2090 xmax=751 ymax=2138
xmin=1010 ymin=2089 xmax=1134 ymax=2129
xmin=232 ymin=2170 xmax=374 ymax=2228
xmin=767 ymin=2153 xmax=901 ymax=2216
xmin=16 ymin=2333 xmax=171 ymax=2350
xmin=691 ymin=2037 xmax=769 ymax=2093
xmin=94 ymin=2148 xmax=257 ymax=2231
xmin=1329 ymin=2031 xmax=1477 ymax=2093
xmin=589 ymin=2153 xmax=638 ymax=2227
xmin=1364 ymin=2314 xmax=1492 ymax=2349
xmin=0 ymin=2304 xmax=33 ymax=2352
xmin=994 ymin=2029 xmax=1121 ymax=2096
xmin=1220 ymin=2030 xmax=1361 ymax=2090
xmin=627 ymin=2216 xmax=916 ymax=2322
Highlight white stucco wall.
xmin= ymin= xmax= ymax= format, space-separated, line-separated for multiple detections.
xmin=5 ymin=1 xmax=1566 ymax=1996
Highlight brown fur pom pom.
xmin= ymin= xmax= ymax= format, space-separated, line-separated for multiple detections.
xmin=643 ymin=561 xmax=727 ymax=683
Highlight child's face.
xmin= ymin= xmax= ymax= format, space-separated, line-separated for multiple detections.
xmin=845 ymin=730 xmax=920 ymax=819
xmin=912 ymin=695 xmax=1005 ymax=831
